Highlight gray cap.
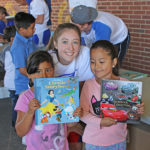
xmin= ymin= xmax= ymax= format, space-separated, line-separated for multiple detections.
xmin=71 ymin=5 xmax=98 ymax=24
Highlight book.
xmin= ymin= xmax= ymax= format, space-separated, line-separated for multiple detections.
xmin=34 ymin=77 xmax=79 ymax=125
xmin=120 ymin=69 xmax=148 ymax=80
xmin=100 ymin=80 xmax=142 ymax=124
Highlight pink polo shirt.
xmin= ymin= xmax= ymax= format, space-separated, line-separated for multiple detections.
xmin=80 ymin=78 xmax=127 ymax=146
xmin=15 ymin=89 xmax=69 ymax=150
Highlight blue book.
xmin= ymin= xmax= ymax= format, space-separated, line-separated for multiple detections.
xmin=34 ymin=77 xmax=79 ymax=125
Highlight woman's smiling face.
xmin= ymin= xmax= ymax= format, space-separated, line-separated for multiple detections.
xmin=54 ymin=29 xmax=80 ymax=65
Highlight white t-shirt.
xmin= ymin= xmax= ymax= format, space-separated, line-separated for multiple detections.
xmin=96 ymin=11 xmax=128 ymax=44
xmin=4 ymin=51 xmax=15 ymax=90
xmin=30 ymin=0 xmax=49 ymax=34
xmin=49 ymin=46 xmax=94 ymax=81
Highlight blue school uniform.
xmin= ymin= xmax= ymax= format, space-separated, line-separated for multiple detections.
xmin=11 ymin=32 xmax=36 ymax=94
xmin=81 ymin=21 xmax=111 ymax=47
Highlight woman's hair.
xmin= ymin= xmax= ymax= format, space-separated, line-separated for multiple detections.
xmin=90 ymin=40 xmax=119 ymax=76
xmin=27 ymin=50 xmax=54 ymax=87
xmin=3 ymin=25 xmax=16 ymax=42
xmin=46 ymin=23 xmax=81 ymax=51
xmin=0 ymin=6 xmax=8 ymax=16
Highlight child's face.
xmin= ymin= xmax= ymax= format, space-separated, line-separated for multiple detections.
xmin=30 ymin=61 xmax=54 ymax=83
xmin=0 ymin=12 xmax=5 ymax=20
xmin=75 ymin=23 xmax=91 ymax=34
xmin=54 ymin=29 xmax=80 ymax=65
xmin=21 ymin=22 xmax=35 ymax=38
xmin=90 ymin=48 xmax=116 ymax=81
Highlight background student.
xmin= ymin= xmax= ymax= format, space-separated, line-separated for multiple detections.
xmin=29 ymin=0 xmax=51 ymax=48
xmin=2 ymin=25 xmax=17 ymax=127
xmin=11 ymin=12 xmax=36 ymax=96
xmin=0 ymin=6 xmax=14 ymax=43
xmin=0 ymin=6 xmax=14 ymax=35
xmin=71 ymin=5 xmax=130 ymax=64
xmin=80 ymin=40 xmax=144 ymax=150
xmin=15 ymin=50 xmax=82 ymax=150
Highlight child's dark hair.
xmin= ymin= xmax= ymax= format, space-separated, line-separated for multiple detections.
xmin=3 ymin=25 xmax=16 ymax=42
xmin=14 ymin=12 xmax=35 ymax=31
xmin=0 ymin=6 xmax=8 ymax=16
xmin=46 ymin=23 xmax=81 ymax=51
xmin=27 ymin=50 xmax=54 ymax=87
xmin=90 ymin=40 xmax=119 ymax=76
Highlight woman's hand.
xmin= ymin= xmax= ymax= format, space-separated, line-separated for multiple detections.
xmin=28 ymin=98 xmax=40 ymax=114
xmin=73 ymin=106 xmax=83 ymax=117
xmin=136 ymin=102 xmax=144 ymax=114
xmin=100 ymin=117 xmax=117 ymax=127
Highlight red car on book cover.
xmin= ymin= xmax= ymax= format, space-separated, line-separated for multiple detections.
xmin=100 ymin=103 xmax=127 ymax=121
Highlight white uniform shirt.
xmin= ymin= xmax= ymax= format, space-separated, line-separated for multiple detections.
xmin=96 ymin=11 xmax=128 ymax=44
xmin=4 ymin=51 xmax=15 ymax=90
xmin=49 ymin=46 xmax=94 ymax=81
xmin=30 ymin=0 xmax=49 ymax=34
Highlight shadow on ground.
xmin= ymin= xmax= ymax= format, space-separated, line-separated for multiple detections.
xmin=0 ymin=98 xmax=26 ymax=150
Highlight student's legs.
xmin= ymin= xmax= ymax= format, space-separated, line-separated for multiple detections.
xmin=9 ymin=90 xmax=18 ymax=127
xmin=33 ymin=28 xmax=51 ymax=48
xmin=42 ymin=28 xmax=51 ymax=46
xmin=115 ymin=32 xmax=130 ymax=65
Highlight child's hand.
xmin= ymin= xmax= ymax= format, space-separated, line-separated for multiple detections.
xmin=100 ymin=117 xmax=117 ymax=127
xmin=28 ymin=98 xmax=40 ymax=114
xmin=136 ymin=102 xmax=144 ymax=114
xmin=73 ymin=106 xmax=83 ymax=117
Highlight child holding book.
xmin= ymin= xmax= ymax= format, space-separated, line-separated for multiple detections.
xmin=15 ymin=50 xmax=82 ymax=150
xmin=80 ymin=40 xmax=144 ymax=150
xmin=47 ymin=22 xmax=94 ymax=150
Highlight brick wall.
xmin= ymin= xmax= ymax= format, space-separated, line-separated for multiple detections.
xmin=96 ymin=0 xmax=150 ymax=74
xmin=0 ymin=0 xmax=150 ymax=74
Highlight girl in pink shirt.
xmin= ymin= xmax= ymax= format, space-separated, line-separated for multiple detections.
xmin=80 ymin=40 xmax=144 ymax=150
xmin=15 ymin=50 xmax=82 ymax=150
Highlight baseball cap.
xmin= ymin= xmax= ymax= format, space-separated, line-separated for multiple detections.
xmin=71 ymin=5 xmax=98 ymax=24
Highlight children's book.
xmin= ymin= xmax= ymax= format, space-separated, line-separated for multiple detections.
xmin=34 ymin=77 xmax=79 ymax=125
xmin=100 ymin=80 xmax=142 ymax=124
xmin=120 ymin=69 xmax=148 ymax=80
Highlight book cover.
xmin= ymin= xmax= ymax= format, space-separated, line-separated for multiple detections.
xmin=120 ymin=70 xmax=148 ymax=80
xmin=100 ymin=80 xmax=142 ymax=123
xmin=34 ymin=77 xmax=79 ymax=125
